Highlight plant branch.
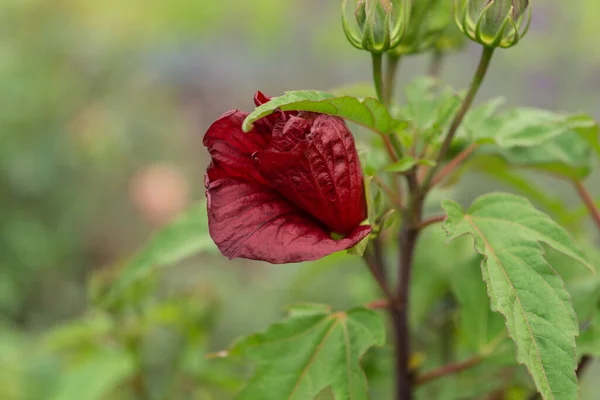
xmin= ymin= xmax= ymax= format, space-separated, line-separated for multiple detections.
xmin=391 ymin=171 xmax=423 ymax=400
xmin=372 ymin=52 xmax=400 ymax=162
xmin=415 ymin=355 xmax=484 ymax=386
xmin=422 ymin=46 xmax=495 ymax=191
xmin=572 ymin=180 xmax=600 ymax=232
xmin=372 ymin=53 xmax=385 ymax=103
xmin=428 ymin=50 xmax=444 ymax=78
xmin=430 ymin=143 xmax=479 ymax=187
xmin=367 ymin=298 xmax=390 ymax=309
xmin=417 ymin=215 xmax=446 ymax=230
xmin=372 ymin=175 xmax=403 ymax=209
xmin=362 ymin=251 xmax=395 ymax=305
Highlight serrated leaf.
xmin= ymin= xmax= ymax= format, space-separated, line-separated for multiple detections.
xmin=229 ymin=307 xmax=385 ymax=400
xmin=401 ymin=76 xmax=463 ymax=142
xmin=471 ymin=108 xmax=567 ymax=147
xmin=467 ymin=110 xmax=599 ymax=178
xmin=442 ymin=193 xmax=594 ymax=400
xmin=494 ymin=130 xmax=595 ymax=178
xmin=103 ymin=202 xmax=217 ymax=305
xmin=471 ymin=157 xmax=570 ymax=221
xmin=242 ymin=91 xmax=403 ymax=135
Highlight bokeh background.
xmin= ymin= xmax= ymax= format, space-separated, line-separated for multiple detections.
xmin=1 ymin=0 xmax=599 ymax=399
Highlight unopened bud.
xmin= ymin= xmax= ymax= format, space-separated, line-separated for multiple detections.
xmin=456 ymin=0 xmax=531 ymax=48
xmin=342 ymin=0 xmax=410 ymax=54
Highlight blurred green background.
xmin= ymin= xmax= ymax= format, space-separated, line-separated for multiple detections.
xmin=1 ymin=0 xmax=599 ymax=399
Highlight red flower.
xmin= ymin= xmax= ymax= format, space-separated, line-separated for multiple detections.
xmin=203 ymin=92 xmax=371 ymax=264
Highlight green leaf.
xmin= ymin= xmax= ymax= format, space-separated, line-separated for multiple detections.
xmin=50 ymin=350 xmax=134 ymax=400
xmin=577 ymin=309 xmax=600 ymax=358
xmin=383 ymin=156 xmax=435 ymax=173
xmin=442 ymin=193 xmax=594 ymax=400
xmin=401 ymin=76 xmax=463 ymax=142
xmin=328 ymin=82 xmax=376 ymax=98
xmin=470 ymin=108 xmax=567 ymax=147
xmin=242 ymin=91 xmax=403 ymax=135
xmin=450 ymin=254 xmax=507 ymax=354
xmin=466 ymin=110 xmax=599 ymax=179
xmin=229 ymin=307 xmax=385 ymax=400
xmin=493 ymin=130 xmax=595 ymax=178
xmin=471 ymin=158 xmax=570 ymax=221
xmin=103 ymin=202 xmax=216 ymax=305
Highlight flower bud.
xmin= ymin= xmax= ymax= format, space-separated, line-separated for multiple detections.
xmin=455 ymin=0 xmax=532 ymax=48
xmin=342 ymin=0 xmax=411 ymax=54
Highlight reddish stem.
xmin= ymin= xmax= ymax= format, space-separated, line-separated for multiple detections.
xmin=573 ymin=180 xmax=600 ymax=232
xmin=430 ymin=143 xmax=479 ymax=188
xmin=415 ymin=355 xmax=483 ymax=386
xmin=417 ymin=215 xmax=446 ymax=230
xmin=367 ymin=298 xmax=390 ymax=309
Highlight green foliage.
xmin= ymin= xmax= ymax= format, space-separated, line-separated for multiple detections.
xmin=384 ymin=156 xmax=435 ymax=172
xmin=399 ymin=77 xmax=463 ymax=144
xmin=242 ymin=91 xmax=405 ymax=135
xmin=443 ymin=193 xmax=593 ymax=399
xmin=103 ymin=202 xmax=217 ymax=305
xmin=228 ymin=305 xmax=385 ymax=400
xmin=471 ymin=110 xmax=599 ymax=178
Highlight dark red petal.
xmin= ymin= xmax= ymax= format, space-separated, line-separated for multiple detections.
xmin=202 ymin=110 xmax=270 ymax=184
xmin=206 ymin=177 xmax=371 ymax=264
xmin=270 ymin=115 xmax=311 ymax=152
xmin=254 ymin=91 xmax=271 ymax=106
xmin=253 ymin=115 xmax=368 ymax=234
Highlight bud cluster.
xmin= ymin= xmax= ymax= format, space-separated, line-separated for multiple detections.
xmin=342 ymin=0 xmax=532 ymax=54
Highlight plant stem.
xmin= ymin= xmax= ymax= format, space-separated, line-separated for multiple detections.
xmin=384 ymin=54 xmax=401 ymax=106
xmin=367 ymin=298 xmax=390 ymax=309
xmin=428 ymin=50 xmax=444 ymax=78
xmin=572 ymin=180 xmax=600 ymax=232
xmin=417 ymin=215 xmax=446 ymax=230
xmin=372 ymin=52 xmax=401 ymax=161
xmin=362 ymin=252 xmax=395 ymax=304
xmin=372 ymin=53 xmax=385 ymax=104
xmin=392 ymin=172 xmax=423 ymax=400
xmin=430 ymin=143 xmax=479 ymax=187
xmin=415 ymin=355 xmax=484 ymax=386
xmin=422 ymin=46 xmax=495 ymax=190
xmin=372 ymin=175 xmax=403 ymax=209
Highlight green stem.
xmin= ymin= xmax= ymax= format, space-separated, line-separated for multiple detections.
xmin=384 ymin=54 xmax=401 ymax=106
xmin=372 ymin=52 xmax=404 ymax=160
xmin=422 ymin=46 xmax=495 ymax=190
xmin=372 ymin=53 xmax=385 ymax=103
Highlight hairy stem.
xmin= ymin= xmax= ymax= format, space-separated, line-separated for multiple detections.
xmin=422 ymin=46 xmax=495 ymax=190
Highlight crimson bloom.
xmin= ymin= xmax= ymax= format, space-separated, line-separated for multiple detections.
xmin=203 ymin=92 xmax=371 ymax=264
